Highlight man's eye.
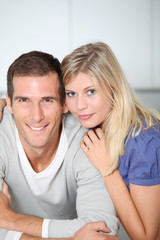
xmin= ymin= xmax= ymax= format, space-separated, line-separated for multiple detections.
xmin=88 ymin=89 xmax=96 ymax=95
xmin=44 ymin=99 xmax=53 ymax=102
xmin=19 ymin=98 xmax=28 ymax=102
xmin=42 ymin=98 xmax=54 ymax=104
xmin=66 ymin=92 xmax=76 ymax=97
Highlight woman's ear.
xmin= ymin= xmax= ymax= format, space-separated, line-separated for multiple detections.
xmin=6 ymin=94 xmax=13 ymax=114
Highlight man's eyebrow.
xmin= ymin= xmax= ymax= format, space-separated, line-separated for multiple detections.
xmin=14 ymin=96 xmax=29 ymax=100
xmin=13 ymin=96 xmax=58 ymax=100
xmin=41 ymin=96 xmax=58 ymax=100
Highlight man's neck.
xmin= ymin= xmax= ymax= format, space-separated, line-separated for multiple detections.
xmin=19 ymin=127 xmax=62 ymax=173
xmin=26 ymin=145 xmax=58 ymax=173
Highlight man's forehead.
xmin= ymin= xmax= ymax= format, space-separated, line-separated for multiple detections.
xmin=13 ymin=73 xmax=60 ymax=97
xmin=13 ymin=72 xmax=58 ymax=81
xmin=13 ymin=73 xmax=59 ymax=86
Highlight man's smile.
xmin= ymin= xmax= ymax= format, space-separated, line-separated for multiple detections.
xmin=26 ymin=124 xmax=48 ymax=131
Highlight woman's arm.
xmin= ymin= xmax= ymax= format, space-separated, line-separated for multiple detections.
xmin=104 ymin=170 xmax=160 ymax=240
xmin=81 ymin=128 xmax=160 ymax=240
xmin=130 ymin=183 xmax=160 ymax=239
xmin=0 ymin=98 xmax=6 ymax=121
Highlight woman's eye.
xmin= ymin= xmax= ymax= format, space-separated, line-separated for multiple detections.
xmin=88 ymin=89 xmax=96 ymax=95
xmin=66 ymin=92 xmax=76 ymax=97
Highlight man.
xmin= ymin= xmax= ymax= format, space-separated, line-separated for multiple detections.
xmin=0 ymin=51 xmax=119 ymax=240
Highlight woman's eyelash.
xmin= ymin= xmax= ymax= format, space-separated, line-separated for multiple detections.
xmin=88 ymin=89 xmax=96 ymax=94
xmin=66 ymin=92 xmax=76 ymax=97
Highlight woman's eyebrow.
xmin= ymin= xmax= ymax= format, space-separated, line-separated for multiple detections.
xmin=65 ymin=85 xmax=94 ymax=91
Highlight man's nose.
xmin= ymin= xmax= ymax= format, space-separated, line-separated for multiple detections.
xmin=31 ymin=103 xmax=44 ymax=122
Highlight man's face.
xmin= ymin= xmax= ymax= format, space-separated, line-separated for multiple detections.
xmin=6 ymin=73 xmax=67 ymax=153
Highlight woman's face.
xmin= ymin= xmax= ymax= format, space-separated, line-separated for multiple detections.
xmin=65 ymin=72 xmax=112 ymax=128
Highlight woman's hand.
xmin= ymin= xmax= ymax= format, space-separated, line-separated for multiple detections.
xmin=0 ymin=98 xmax=6 ymax=121
xmin=71 ymin=222 xmax=118 ymax=240
xmin=81 ymin=128 xmax=110 ymax=175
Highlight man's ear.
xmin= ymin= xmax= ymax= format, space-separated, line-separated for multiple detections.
xmin=6 ymin=94 xmax=13 ymax=114
xmin=62 ymin=102 xmax=68 ymax=114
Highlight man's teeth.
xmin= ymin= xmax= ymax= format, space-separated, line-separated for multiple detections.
xmin=30 ymin=126 xmax=44 ymax=131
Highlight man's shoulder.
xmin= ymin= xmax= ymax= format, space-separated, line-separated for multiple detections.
xmin=64 ymin=113 xmax=81 ymax=129
xmin=63 ymin=113 xmax=89 ymax=168
xmin=63 ymin=113 xmax=87 ymax=142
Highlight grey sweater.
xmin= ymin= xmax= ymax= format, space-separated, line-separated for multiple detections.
xmin=0 ymin=108 xmax=119 ymax=239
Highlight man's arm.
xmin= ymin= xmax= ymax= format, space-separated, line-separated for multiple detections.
xmin=0 ymin=183 xmax=42 ymax=237
xmin=0 ymin=167 xmax=117 ymax=240
xmin=20 ymin=222 xmax=118 ymax=240
xmin=0 ymin=189 xmax=118 ymax=240
xmin=0 ymin=172 xmax=118 ymax=239
xmin=0 ymin=181 xmax=43 ymax=238
xmin=43 ymin=149 xmax=118 ymax=238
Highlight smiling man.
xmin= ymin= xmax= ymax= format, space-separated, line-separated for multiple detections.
xmin=0 ymin=51 xmax=119 ymax=240
xmin=7 ymin=72 xmax=65 ymax=173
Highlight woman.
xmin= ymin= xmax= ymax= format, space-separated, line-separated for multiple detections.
xmin=61 ymin=42 xmax=160 ymax=240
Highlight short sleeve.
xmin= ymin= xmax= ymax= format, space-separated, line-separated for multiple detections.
xmin=119 ymin=127 xmax=160 ymax=188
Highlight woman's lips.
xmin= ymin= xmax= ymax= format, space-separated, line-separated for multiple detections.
xmin=78 ymin=114 xmax=93 ymax=120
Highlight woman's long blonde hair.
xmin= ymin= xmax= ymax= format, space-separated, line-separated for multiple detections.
xmin=61 ymin=42 xmax=160 ymax=175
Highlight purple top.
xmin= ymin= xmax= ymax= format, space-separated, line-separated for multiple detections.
xmin=119 ymin=124 xmax=160 ymax=189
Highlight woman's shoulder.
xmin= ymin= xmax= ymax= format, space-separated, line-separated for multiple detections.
xmin=119 ymin=124 xmax=160 ymax=187
xmin=126 ymin=122 xmax=160 ymax=150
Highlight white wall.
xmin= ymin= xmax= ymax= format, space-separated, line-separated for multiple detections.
xmin=72 ymin=0 xmax=158 ymax=89
xmin=0 ymin=0 xmax=70 ymax=96
xmin=0 ymin=0 xmax=160 ymax=94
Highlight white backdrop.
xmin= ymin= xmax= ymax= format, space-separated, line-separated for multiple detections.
xmin=0 ymin=0 xmax=160 ymax=98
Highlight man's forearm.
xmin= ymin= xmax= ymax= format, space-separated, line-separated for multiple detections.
xmin=0 ymin=183 xmax=43 ymax=237
xmin=20 ymin=233 xmax=71 ymax=240
xmin=3 ymin=211 xmax=43 ymax=237
xmin=20 ymin=222 xmax=119 ymax=240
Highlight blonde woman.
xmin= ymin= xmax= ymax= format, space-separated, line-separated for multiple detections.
xmin=61 ymin=42 xmax=160 ymax=240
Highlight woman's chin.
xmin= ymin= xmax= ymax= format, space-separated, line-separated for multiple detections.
xmin=80 ymin=122 xmax=97 ymax=129
xmin=74 ymin=115 xmax=101 ymax=129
